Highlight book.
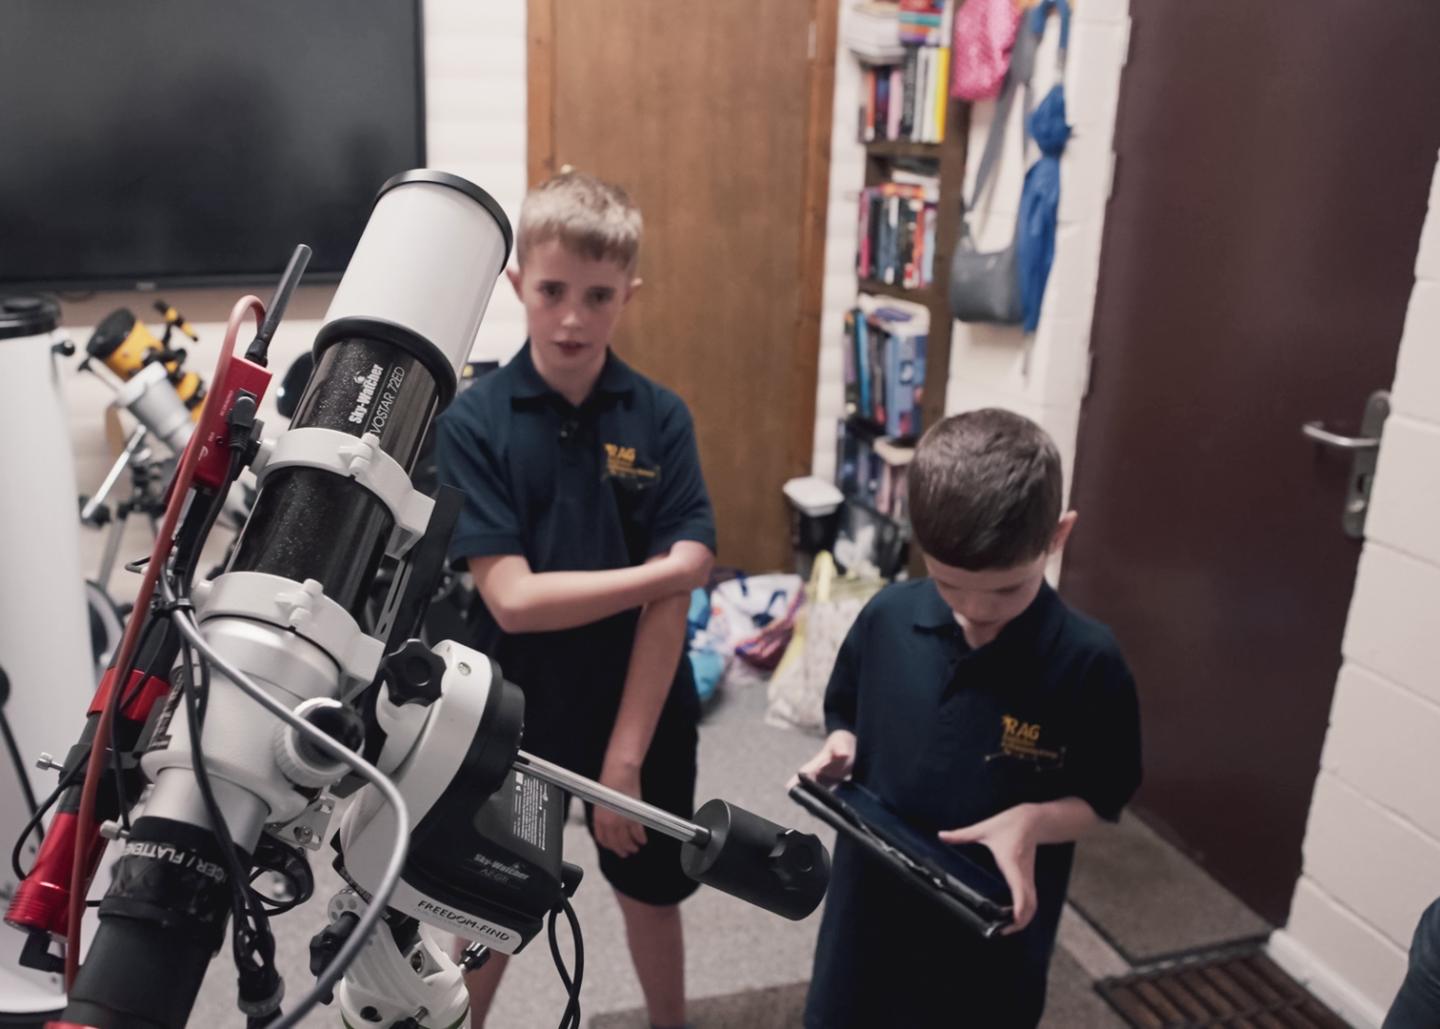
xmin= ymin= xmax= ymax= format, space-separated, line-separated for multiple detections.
xmin=934 ymin=46 xmax=951 ymax=140
xmin=854 ymin=308 xmax=872 ymax=417
xmin=900 ymin=47 xmax=917 ymax=140
xmin=887 ymin=66 xmax=904 ymax=140
xmin=847 ymin=2 xmax=907 ymax=64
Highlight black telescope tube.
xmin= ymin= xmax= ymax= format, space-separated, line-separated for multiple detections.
xmin=229 ymin=331 xmax=443 ymax=619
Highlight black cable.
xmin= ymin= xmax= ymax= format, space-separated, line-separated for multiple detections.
xmin=0 ymin=703 xmax=39 ymax=824
xmin=178 ymin=628 xmax=281 ymax=1018
xmin=9 ymin=605 xmax=165 ymax=880
xmin=10 ymin=764 xmax=84 ymax=882
xmin=546 ymin=899 xmax=584 ymax=1029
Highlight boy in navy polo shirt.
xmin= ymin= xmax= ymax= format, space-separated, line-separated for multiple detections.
xmin=798 ymin=409 xmax=1142 ymax=1028
xmin=435 ymin=172 xmax=715 ymax=1029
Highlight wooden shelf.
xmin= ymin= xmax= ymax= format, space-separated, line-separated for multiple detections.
xmin=844 ymin=412 xmax=919 ymax=448
xmin=858 ymin=278 xmax=935 ymax=303
xmin=863 ymin=139 xmax=943 ymax=160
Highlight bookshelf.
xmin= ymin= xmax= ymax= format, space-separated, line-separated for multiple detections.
xmin=838 ymin=16 xmax=969 ymax=574
xmin=862 ymin=101 xmax=968 ymax=437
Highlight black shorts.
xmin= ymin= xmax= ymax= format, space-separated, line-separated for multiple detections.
xmin=573 ymin=712 xmax=700 ymax=907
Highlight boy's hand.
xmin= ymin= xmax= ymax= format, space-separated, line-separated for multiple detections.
xmin=793 ymin=730 xmax=857 ymax=788
xmin=667 ymin=540 xmax=714 ymax=592
xmin=594 ymin=761 xmax=647 ymax=858
xmin=938 ymin=804 xmax=1041 ymax=934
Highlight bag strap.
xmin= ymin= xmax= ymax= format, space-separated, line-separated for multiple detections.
xmin=963 ymin=0 xmax=1071 ymax=222
xmin=964 ymin=18 xmax=1040 ymax=218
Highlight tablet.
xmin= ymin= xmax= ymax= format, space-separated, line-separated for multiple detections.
xmin=790 ymin=776 xmax=1014 ymax=938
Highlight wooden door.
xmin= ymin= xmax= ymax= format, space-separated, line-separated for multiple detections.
xmin=528 ymin=0 xmax=835 ymax=571
xmin=1061 ymin=1 xmax=1440 ymax=923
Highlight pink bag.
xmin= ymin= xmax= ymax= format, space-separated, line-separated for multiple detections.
xmin=950 ymin=0 xmax=1023 ymax=101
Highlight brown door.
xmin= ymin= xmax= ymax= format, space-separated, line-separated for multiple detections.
xmin=1061 ymin=1 xmax=1440 ymax=923
xmin=528 ymin=0 xmax=835 ymax=571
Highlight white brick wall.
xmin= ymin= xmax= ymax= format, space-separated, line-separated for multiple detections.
xmin=943 ymin=4 xmax=1128 ymax=505
xmin=810 ymin=2 xmax=1131 ymax=503
xmin=61 ymin=0 xmax=528 ymax=603
xmin=810 ymin=0 xmax=866 ymax=482
xmin=1269 ymin=150 xmax=1440 ymax=1028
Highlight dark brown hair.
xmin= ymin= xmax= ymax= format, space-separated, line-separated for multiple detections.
xmin=907 ymin=409 xmax=1063 ymax=570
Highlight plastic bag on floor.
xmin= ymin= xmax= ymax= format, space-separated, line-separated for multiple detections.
xmin=767 ymin=553 xmax=884 ymax=734
xmin=709 ymin=572 xmax=804 ymax=672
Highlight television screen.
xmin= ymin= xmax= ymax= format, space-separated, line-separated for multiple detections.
xmin=0 ymin=1 xmax=424 ymax=290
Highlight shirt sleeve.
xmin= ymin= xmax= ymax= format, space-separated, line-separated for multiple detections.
xmin=1067 ymin=646 xmax=1143 ymax=823
xmin=646 ymin=395 xmax=717 ymax=556
xmin=433 ymin=406 xmax=525 ymax=564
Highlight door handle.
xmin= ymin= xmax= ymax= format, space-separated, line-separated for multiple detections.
xmin=1300 ymin=423 xmax=1379 ymax=450
xmin=1301 ymin=390 xmax=1390 ymax=539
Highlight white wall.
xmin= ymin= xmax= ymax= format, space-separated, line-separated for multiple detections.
xmin=811 ymin=0 xmax=1133 ymax=500
xmin=1269 ymin=152 xmax=1440 ymax=1029
xmin=60 ymin=0 xmax=529 ymax=604
xmin=810 ymin=2 xmax=867 ymax=482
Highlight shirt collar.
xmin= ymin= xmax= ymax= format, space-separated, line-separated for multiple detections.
xmin=508 ymin=340 xmax=636 ymax=403
xmin=913 ymin=578 xmax=1064 ymax=657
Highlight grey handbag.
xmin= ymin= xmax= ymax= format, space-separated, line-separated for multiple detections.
xmin=948 ymin=21 xmax=1039 ymax=324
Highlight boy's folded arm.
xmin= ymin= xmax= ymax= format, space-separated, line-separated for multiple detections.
xmin=604 ymin=585 xmax=691 ymax=770
xmin=593 ymin=581 xmax=692 ymax=855
xmin=468 ymin=543 xmax=711 ymax=634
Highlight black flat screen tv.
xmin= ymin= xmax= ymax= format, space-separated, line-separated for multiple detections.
xmin=0 ymin=1 xmax=425 ymax=290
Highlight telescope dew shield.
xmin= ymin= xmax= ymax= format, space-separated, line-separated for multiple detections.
xmin=315 ymin=169 xmax=513 ymax=408
xmin=231 ymin=171 xmax=513 ymax=616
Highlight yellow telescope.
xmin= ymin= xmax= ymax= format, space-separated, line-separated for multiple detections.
xmin=84 ymin=303 xmax=205 ymax=417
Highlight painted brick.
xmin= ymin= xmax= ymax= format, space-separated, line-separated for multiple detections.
xmin=1031 ymin=313 xmax=1095 ymax=408
xmin=1391 ymin=279 xmax=1440 ymax=425
xmin=1342 ymin=543 xmax=1440 ymax=704
xmin=1302 ymin=773 xmax=1440 ymax=950
xmin=1066 ymin=21 xmax=1128 ymax=131
xmin=1282 ymin=878 xmax=1406 ymax=1026
xmin=1366 ymin=415 xmax=1440 ymax=566
xmin=1058 ymin=129 xmax=1115 ymax=223
xmin=1074 ymin=0 xmax=1131 ymax=25
xmin=1323 ymin=664 xmax=1440 ymax=840
xmin=1041 ymin=219 xmax=1103 ymax=322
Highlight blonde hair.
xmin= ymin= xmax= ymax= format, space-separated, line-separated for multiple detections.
xmin=516 ymin=171 xmax=643 ymax=274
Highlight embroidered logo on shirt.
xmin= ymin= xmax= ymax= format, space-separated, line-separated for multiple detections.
xmin=989 ymin=715 xmax=1065 ymax=765
xmin=604 ymin=442 xmax=658 ymax=480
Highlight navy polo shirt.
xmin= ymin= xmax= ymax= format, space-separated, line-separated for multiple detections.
xmin=433 ymin=343 xmax=716 ymax=771
xmin=806 ymin=579 xmax=1141 ymax=1029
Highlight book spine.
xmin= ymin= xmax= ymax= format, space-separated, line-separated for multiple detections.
xmin=934 ymin=46 xmax=951 ymax=140
xmin=885 ymin=66 xmax=900 ymax=141
xmin=843 ymin=310 xmax=858 ymax=417
xmin=863 ymin=67 xmax=876 ymax=142
xmin=901 ymin=47 xmax=917 ymax=141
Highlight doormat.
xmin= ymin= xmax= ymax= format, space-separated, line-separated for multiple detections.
xmin=1096 ymin=945 xmax=1349 ymax=1028
xmin=1069 ymin=812 xmax=1271 ymax=964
